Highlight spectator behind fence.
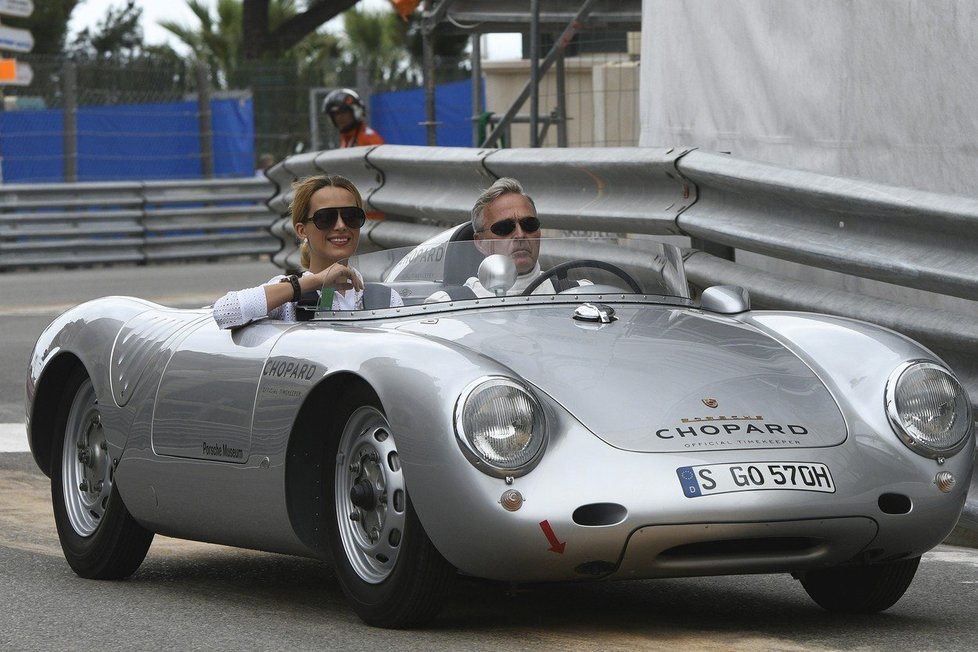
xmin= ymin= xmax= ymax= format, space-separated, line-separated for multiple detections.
xmin=255 ymin=153 xmax=276 ymax=177
xmin=322 ymin=88 xmax=385 ymax=148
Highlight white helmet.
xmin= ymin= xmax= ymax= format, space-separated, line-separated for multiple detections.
xmin=322 ymin=88 xmax=365 ymax=132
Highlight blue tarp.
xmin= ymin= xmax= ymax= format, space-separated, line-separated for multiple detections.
xmin=0 ymin=110 xmax=63 ymax=183
xmin=0 ymin=79 xmax=476 ymax=183
xmin=0 ymin=97 xmax=254 ymax=183
xmin=371 ymin=79 xmax=481 ymax=147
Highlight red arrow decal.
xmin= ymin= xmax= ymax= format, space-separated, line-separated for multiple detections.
xmin=539 ymin=519 xmax=566 ymax=554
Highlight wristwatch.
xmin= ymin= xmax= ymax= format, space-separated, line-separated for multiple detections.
xmin=286 ymin=274 xmax=302 ymax=302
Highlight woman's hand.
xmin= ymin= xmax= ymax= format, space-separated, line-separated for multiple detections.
xmin=314 ymin=261 xmax=363 ymax=293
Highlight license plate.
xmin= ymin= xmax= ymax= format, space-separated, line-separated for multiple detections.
xmin=676 ymin=462 xmax=835 ymax=498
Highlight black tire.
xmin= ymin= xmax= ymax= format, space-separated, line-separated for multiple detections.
xmin=51 ymin=368 xmax=154 ymax=579
xmin=324 ymin=388 xmax=455 ymax=628
xmin=800 ymin=556 xmax=921 ymax=613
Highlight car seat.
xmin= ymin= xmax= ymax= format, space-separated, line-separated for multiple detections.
xmin=443 ymin=223 xmax=485 ymax=285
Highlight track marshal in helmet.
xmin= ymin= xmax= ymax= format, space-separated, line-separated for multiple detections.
xmin=322 ymin=88 xmax=385 ymax=148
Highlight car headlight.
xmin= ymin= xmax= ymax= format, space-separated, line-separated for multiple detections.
xmin=885 ymin=361 xmax=974 ymax=458
xmin=454 ymin=377 xmax=547 ymax=477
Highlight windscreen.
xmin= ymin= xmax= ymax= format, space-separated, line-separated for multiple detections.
xmin=304 ymin=234 xmax=690 ymax=315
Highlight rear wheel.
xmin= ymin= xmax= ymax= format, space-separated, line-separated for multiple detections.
xmin=799 ymin=557 xmax=921 ymax=613
xmin=51 ymin=369 xmax=153 ymax=579
xmin=325 ymin=391 xmax=455 ymax=628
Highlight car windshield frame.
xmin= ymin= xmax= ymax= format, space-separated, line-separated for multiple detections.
xmin=299 ymin=233 xmax=692 ymax=322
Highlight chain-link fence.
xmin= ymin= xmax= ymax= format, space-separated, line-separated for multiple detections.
xmin=0 ymin=31 xmax=639 ymax=183
xmin=10 ymin=54 xmax=195 ymax=109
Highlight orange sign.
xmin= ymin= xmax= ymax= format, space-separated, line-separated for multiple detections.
xmin=389 ymin=0 xmax=419 ymax=22
xmin=0 ymin=58 xmax=15 ymax=81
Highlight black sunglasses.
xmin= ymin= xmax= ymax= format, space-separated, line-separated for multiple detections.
xmin=307 ymin=206 xmax=366 ymax=230
xmin=484 ymin=216 xmax=541 ymax=237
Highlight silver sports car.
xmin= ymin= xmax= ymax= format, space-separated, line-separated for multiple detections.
xmin=25 ymin=227 xmax=975 ymax=628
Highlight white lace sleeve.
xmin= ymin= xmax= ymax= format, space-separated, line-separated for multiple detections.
xmin=213 ymin=275 xmax=289 ymax=329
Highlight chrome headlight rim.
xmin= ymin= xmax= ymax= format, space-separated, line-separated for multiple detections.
xmin=454 ymin=375 xmax=548 ymax=478
xmin=885 ymin=360 xmax=974 ymax=458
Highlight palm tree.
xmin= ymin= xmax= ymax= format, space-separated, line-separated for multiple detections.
xmin=160 ymin=0 xmax=343 ymax=88
xmin=340 ymin=5 xmax=471 ymax=90
xmin=158 ymin=0 xmax=243 ymax=87
xmin=341 ymin=5 xmax=413 ymax=88
xmin=158 ymin=0 xmax=351 ymax=158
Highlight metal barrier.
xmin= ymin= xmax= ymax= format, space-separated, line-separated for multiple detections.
xmin=0 ymin=178 xmax=279 ymax=270
xmin=676 ymin=151 xmax=978 ymax=302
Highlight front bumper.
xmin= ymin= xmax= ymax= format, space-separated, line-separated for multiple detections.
xmin=410 ymin=417 xmax=973 ymax=583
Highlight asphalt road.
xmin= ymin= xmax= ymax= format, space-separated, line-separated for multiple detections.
xmin=1 ymin=451 xmax=977 ymax=651
xmin=2 ymin=261 xmax=978 ymax=649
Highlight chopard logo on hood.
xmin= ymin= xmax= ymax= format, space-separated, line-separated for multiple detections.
xmin=656 ymin=415 xmax=810 ymax=439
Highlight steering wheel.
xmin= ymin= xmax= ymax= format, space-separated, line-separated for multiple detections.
xmin=521 ymin=259 xmax=643 ymax=295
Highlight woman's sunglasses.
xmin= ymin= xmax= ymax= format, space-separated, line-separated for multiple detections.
xmin=484 ymin=216 xmax=541 ymax=237
xmin=307 ymin=206 xmax=366 ymax=230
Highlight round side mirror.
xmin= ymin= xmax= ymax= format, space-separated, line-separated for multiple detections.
xmin=478 ymin=254 xmax=518 ymax=297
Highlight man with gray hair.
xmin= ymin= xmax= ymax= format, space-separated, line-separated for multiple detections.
xmin=428 ymin=177 xmax=589 ymax=301
xmin=470 ymin=177 xmax=543 ymax=280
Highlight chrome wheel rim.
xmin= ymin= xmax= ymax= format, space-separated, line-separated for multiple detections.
xmin=61 ymin=379 xmax=112 ymax=537
xmin=334 ymin=406 xmax=406 ymax=584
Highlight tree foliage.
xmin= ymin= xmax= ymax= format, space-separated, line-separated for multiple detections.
xmin=242 ymin=0 xmax=359 ymax=60
xmin=341 ymin=5 xmax=412 ymax=87
xmin=159 ymin=0 xmax=342 ymax=88
xmin=404 ymin=15 xmax=471 ymax=81
xmin=331 ymin=4 xmax=471 ymax=89
xmin=57 ymin=0 xmax=189 ymax=107
xmin=69 ymin=0 xmax=144 ymax=61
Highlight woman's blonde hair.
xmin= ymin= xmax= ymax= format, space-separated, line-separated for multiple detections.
xmin=289 ymin=174 xmax=364 ymax=269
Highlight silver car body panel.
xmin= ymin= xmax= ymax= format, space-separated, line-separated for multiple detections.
xmin=394 ymin=306 xmax=848 ymax=453
xmin=25 ymin=240 xmax=975 ymax=582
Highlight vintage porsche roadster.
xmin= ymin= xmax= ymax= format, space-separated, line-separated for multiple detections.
xmin=25 ymin=227 xmax=975 ymax=627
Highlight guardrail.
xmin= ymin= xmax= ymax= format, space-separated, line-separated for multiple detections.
xmin=0 ymin=178 xmax=278 ymax=270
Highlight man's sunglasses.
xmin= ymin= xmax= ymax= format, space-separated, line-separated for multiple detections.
xmin=484 ymin=216 xmax=541 ymax=237
xmin=307 ymin=206 xmax=366 ymax=230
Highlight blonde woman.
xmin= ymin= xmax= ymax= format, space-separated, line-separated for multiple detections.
xmin=213 ymin=174 xmax=401 ymax=329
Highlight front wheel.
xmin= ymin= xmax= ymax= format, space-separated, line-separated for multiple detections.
xmin=799 ymin=556 xmax=921 ymax=613
xmin=325 ymin=394 xmax=455 ymax=628
xmin=51 ymin=369 xmax=153 ymax=579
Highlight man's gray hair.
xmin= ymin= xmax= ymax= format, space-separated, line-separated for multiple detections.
xmin=471 ymin=177 xmax=537 ymax=232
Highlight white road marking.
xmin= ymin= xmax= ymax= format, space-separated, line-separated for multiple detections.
xmin=0 ymin=423 xmax=29 ymax=453
xmin=0 ymin=294 xmax=217 ymax=318
xmin=922 ymin=548 xmax=978 ymax=567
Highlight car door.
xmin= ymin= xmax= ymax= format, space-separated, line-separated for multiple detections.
xmin=151 ymin=320 xmax=288 ymax=462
